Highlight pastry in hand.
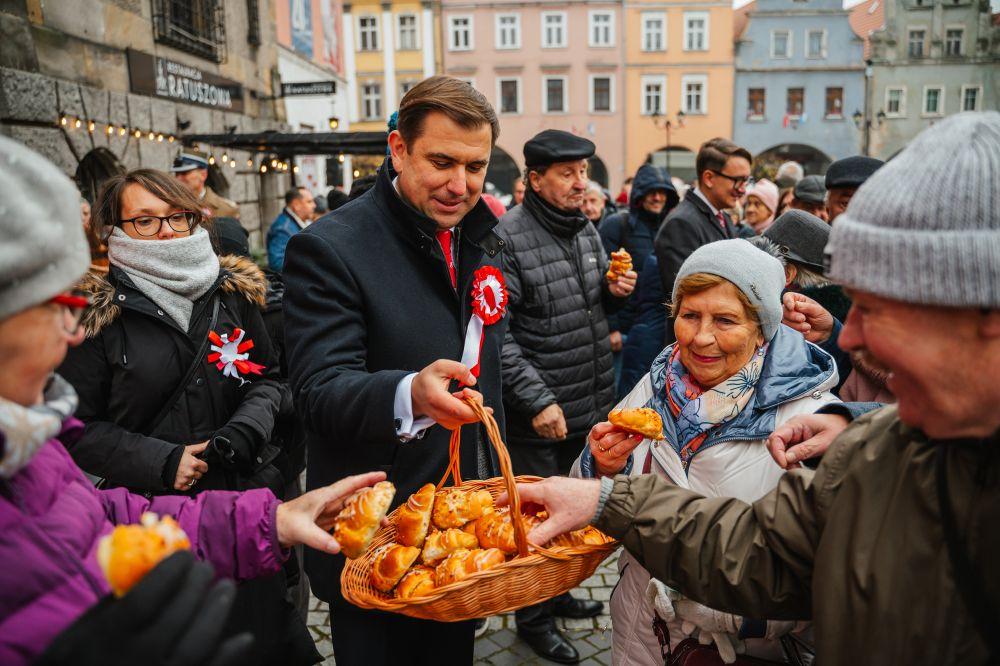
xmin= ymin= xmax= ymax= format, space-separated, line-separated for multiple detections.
xmin=608 ymin=407 xmax=664 ymax=440
xmin=98 ymin=512 xmax=191 ymax=597
xmin=333 ymin=481 xmax=396 ymax=559
xmin=605 ymin=248 xmax=633 ymax=281
xmin=421 ymin=527 xmax=479 ymax=565
xmin=370 ymin=543 xmax=421 ymax=592
xmin=393 ymin=483 xmax=435 ymax=548
xmin=431 ymin=488 xmax=494 ymax=529
xmin=395 ymin=566 xmax=436 ymax=599
xmin=475 ymin=511 xmax=517 ymax=554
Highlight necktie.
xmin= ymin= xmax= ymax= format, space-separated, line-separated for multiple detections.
xmin=436 ymin=229 xmax=457 ymax=289
xmin=716 ymin=212 xmax=728 ymax=232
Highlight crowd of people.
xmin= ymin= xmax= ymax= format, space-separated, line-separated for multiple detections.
xmin=0 ymin=74 xmax=997 ymax=666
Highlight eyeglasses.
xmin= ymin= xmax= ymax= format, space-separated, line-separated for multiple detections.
xmin=49 ymin=291 xmax=92 ymax=335
xmin=710 ymin=171 xmax=754 ymax=190
xmin=118 ymin=211 xmax=196 ymax=237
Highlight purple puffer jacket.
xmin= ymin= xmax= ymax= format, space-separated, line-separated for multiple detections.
xmin=0 ymin=418 xmax=288 ymax=665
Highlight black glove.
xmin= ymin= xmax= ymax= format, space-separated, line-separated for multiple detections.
xmin=38 ymin=551 xmax=253 ymax=666
xmin=211 ymin=424 xmax=256 ymax=473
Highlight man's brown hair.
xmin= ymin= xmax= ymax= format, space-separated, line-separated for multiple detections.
xmin=93 ymin=168 xmax=207 ymax=240
xmin=695 ymin=138 xmax=753 ymax=179
xmin=396 ymin=76 xmax=500 ymax=146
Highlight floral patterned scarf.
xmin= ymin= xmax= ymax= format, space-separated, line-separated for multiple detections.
xmin=665 ymin=344 xmax=767 ymax=466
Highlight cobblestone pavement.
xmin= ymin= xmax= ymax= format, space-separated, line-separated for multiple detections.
xmin=308 ymin=550 xmax=620 ymax=665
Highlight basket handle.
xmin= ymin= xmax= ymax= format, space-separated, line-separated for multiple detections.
xmin=436 ymin=396 xmax=531 ymax=558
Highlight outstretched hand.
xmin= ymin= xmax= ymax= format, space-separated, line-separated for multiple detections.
xmin=496 ymin=476 xmax=603 ymax=546
xmin=276 ymin=471 xmax=388 ymax=553
xmin=766 ymin=413 xmax=850 ymax=469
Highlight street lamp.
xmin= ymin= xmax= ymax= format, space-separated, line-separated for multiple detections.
xmin=650 ymin=110 xmax=685 ymax=172
xmin=853 ymin=108 xmax=886 ymax=156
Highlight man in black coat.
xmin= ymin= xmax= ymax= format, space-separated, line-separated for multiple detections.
xmin=282 ymin=77 xmax=507 ymax=665
xmin=653 ymin=137 xmax=752 ymax=343
xmin=497 ymin=129 xmax=636 ymax=663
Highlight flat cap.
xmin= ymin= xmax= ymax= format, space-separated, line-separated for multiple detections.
xmin=793 ymin=174 xmax=826 ymax=204
xmin=763 ymin=209 xmax=830 ymax=272
xmin=524 ymin=130 xmax=595 ymax=167
xmin=824 ymin=155 xmax=884 ymax=190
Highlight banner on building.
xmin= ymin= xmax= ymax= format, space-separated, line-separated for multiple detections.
xmin=291 ymin=0 xmax=314 ymax=55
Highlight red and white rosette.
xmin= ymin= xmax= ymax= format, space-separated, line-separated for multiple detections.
xmin=461 ymin=266 xmax=508 ymax=377
xmin=207 ymin=328 xmax=265 ymax=385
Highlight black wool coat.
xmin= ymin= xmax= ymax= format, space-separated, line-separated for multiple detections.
xmin=283 ymin=163 xmax=506 ymax=603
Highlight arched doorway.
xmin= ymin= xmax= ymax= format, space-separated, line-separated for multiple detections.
xmin=753 ymin=144 xmax=832 ymax=179
xmin=75 ymin=148 xmax=125 ymax=203
xmin=588 ymin=156 xmax=608 ymax=188
xmin=485 ymin=145 xmax=520 ymax=199
xmin=645 ymin=146 xmax=696 ymax=183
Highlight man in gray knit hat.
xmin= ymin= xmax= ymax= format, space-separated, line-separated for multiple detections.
xmin=493 ymin=111 xmax=1000 ymax=665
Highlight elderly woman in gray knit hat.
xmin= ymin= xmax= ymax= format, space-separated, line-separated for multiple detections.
xmin=501 ymin=111 xmax=1000 ymax=665
xmin=568 ymin=238 xmax=844 ymax=664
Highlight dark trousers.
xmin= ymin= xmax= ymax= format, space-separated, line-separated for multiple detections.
xmin=329 ymin=603 xmax=475 ymax=665
xmin=508 ymin=435 xmax=588 ymax=634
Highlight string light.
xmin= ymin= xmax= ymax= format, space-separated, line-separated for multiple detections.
xmin=260 ymin=164 xmax=268 ymax=173
xmin=230 ymin=159 xmax=237 ymax=168
xmin=338 ymin=154 xmax=345 ymax=163
xmin=74 ymin=118 xmax=82 ymax=129
xmin=156 ymin=134 xmax=164 ymax=142
xmin=118 ymin=126 xmax=127 ymax=136
xmin=270 ymin=158 xmax=278 ymax=168
xmin=133 ymin=129 xmax=142 ymax=138
xmin=208 ymin=155 xmax=216 ymax=165
xmin=60 ymin=116 xmax=68 ymax=126
xmin=87 ymin=120 xmax=95 ymax=133
xmin=247 ymin=158 xmax=253 ymax=168
xmin=353 ymin=169 xmax=360 ymax=178
xmin=106 ymin=124 xmax=114 ymax=135
xmin=147 ymin=132 xmax=155 ymax=141
xmin=292 ymin=165 xmax=300 ymax=174
xmin=221 ymin=153 xmax=228 ymax=163
xmin=167 ymin=135 xmax=175 ymax=143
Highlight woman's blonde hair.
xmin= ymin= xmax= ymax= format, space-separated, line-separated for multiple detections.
xmin=669 ymin=272 xmax=761 ymax=328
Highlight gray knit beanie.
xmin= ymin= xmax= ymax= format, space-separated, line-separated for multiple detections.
xmin=0 ymin=136 xmax=90 ymax=321
xmin=672 ymin=239 xmax=786 ymax=341
xmin=827 ymin=111 xmax=1000 ymax=307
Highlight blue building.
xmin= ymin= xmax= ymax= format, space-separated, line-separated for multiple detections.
xmin=733 ymin=0 xmax=867 ymax=174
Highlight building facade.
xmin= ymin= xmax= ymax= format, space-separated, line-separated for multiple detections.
xmin=865 ymin=0 xmax=999 ymax=160
xmin=622 ymin=0 xmax=735 ymax=183
xmin=732 ymin=0 xmax=866 ymax=175
xmin=440 ymin=0 xmax=626 ymax=196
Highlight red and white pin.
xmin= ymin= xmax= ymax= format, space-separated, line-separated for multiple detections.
xmin=207 ymin=328 xmax=265 ymax=385
xmin=461 ymin=266 xmax=508 ymax=377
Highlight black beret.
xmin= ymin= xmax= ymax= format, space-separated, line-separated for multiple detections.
xmin=524 ymin=130 xmax=595 ymax=167
xmin=824 ymin=156 xmax=885 ymax=189
xmin=762 ymin=210 xmax=830 ymax=272
xmin=793 ymin=175 xmax=826 ymax=204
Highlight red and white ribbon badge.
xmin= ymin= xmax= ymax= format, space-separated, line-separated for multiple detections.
xmin=461 ymin=266 xmax=508 ymax=377
xmin=207 ymin=328 xmax=265 ymax=385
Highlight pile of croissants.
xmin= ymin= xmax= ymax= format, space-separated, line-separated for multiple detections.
xmin=333 ymin=481 xmax=607 ymax=600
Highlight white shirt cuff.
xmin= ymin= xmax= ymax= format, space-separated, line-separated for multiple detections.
xmin=393 ymin=373 xmax=435 ymax=441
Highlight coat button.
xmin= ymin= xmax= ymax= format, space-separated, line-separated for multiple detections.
xmin=195 ymin=377 xmax=205 ymax=386
xmin=157 ymin=309 xmax=164 ymax=316
xmin=256 ymin=456 xmax=263 ymax=464
xmin=811 ymin=390 xmax=822 ymax=399
xmin=117 ymin=294 xmax=126 ymax=302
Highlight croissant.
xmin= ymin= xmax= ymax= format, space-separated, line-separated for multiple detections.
xmin=605 ymin=248 xmax=633 ymax=280
xmin=421 ymin=527 xmax=479 ymax=565
xmin=98 ymin=512 xmax=190 ymax=597
xmin=549 ymin=525 xmax=607 ymax=548
xmin=395 ymin=566 xmax=436 ymax=599
xmin=333 ymin=481 xmax=396 ymax=559
xmin=393 ymin=483 xmax=435 ymax=548
xmin=370 ymin=543 xmax=421 ymax=592
xmin=434 ymin=548 xmax=506 ymax=587
xmin=608 ymin=407 xmax=664 ymax=440
xmin=431 ymin=488 xmax=495 ymax=529
xmin=463 ymin=547 xmax=506 ymax=574
xmin=475 ymin=511 xmax=517 ymax=554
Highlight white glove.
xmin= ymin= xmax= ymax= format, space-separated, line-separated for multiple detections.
xmin=644 ymin=578 xmax=679 ymax=622
xmin=674 ymin=598 xmax=742 ymax=664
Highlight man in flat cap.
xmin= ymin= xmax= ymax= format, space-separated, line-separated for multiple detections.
xmin=824 ymin=155 xmax=884 ymax=223
xmin=171 ymin=151 xmax=240 ymax=219
xmin=498 ymin=129 xmax=635 ymax=663
xmin=789 ymin=174 xmax=828 ymax=222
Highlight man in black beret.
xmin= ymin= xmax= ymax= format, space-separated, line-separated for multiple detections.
xmin=498 ymin=129 xmax=636 ymax=663
xmin=824 ymin=155 xmax=884 ymax=223
xmin=790 ymin=174 xmax=829 ymax=222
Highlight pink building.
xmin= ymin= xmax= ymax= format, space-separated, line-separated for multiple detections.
xmin=441 ymin=0 xmax=626 ymax=198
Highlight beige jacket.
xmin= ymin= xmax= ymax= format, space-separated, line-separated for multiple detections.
xmin=595 ymin=406 xmax=999 ymax=665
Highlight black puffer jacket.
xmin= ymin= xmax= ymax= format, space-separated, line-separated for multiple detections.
xmin=497 ymin=189 xmax=623 ymax=447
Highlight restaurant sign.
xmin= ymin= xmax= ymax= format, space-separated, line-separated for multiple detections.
xmin=127 ymin=49 xmax=245 ymax=113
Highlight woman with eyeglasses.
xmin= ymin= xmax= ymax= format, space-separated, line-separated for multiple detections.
xmin=56 ymin=168 xmax=321 ymax=664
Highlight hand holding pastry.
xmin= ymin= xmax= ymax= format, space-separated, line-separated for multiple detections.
xmin=98 ymin=512 xmax=191 ymax=597
xmin=605 ymin=248 xmax=633 ymax=281
xmin=608 ymin=407 xmax=664 ymax=440
xmin=588 ymin=421 xmax=644 ymax=477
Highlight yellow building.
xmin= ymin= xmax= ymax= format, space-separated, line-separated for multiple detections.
xmin=623 ymin=0 xmax=735 ymax=182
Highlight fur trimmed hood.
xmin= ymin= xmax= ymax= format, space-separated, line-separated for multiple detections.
xmin=78 ymin=254 xmax=267 ymax=338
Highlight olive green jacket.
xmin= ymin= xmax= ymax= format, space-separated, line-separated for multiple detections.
xmin=595 ymin=406 xmax=999 ymax=664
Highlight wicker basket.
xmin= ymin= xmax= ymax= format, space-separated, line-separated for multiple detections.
xmin=341 ymin=397 xmax=619 ymax=622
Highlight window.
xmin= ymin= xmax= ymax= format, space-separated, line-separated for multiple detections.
xmin=945 ymin=28 xmax=963 ymax=56
xmin=641 ymin=12 xmax=666 ymax=51
xmin=786 ymin=87 xmax=804 ymax=116
xmin=806 ymin=29 xmax=827 ymax=58
xmin=908 ymin=29 xmax=925 ymax=58
xmin=399 ymin=80 xmax=416 ymax=98
xmin=358 ymin=15 xmax=379 ymax=51
xmin=885 ymin=86 xmax=906 ymax=116
xmin=449 ymin=15 xmax=473 ymax=51
xmin=825 ymin=87 xmax=843 ymax=118
xmin=747 ymin=88 xmax=765 ymax=120
xmin=684 ymin=12 xmax=708 ymax=51
xmin=542 ymin=12 xmax=566 ymax=48
xmin=961 ymin=85 xmax=981 ymax=111
xmin=152 ymin=0 xmax=226 ymax=62
xmin=922 ymin=86 xmax=944 ymax=116
xmin=497 ymin=78 xmax=521 ymax=114
xmin=397 ymin=14 xmax=418 ymax=50
xmin=771 ymin=29 xmax=791 ymax=58
xmin=496 ymin=14 xmax=520 ymax=49
xmin=682 ymin=75 xmax=707 ymax=114
xmin=641 ymin=75 xmax=666 ymax=115
xmin=361 ymin=83 xmax=382 ymax=120
xmin=589 ymin=12 xmax=614 ymax=47
xmin=590 ymin=75 xmax=613 ymax=112
xmin=543 ymin=76 xmax=567 ymax=113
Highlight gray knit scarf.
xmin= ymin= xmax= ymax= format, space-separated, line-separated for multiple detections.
xmin=108 ymin=226 xmax=220 ymax=330
xmin=0 ymin=374 xmax=78 ymax=478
